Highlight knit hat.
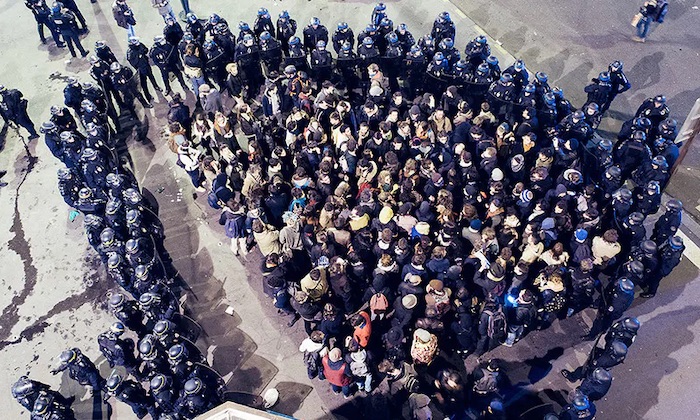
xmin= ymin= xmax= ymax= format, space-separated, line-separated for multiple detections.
xmin=402 ymin=294 xmax=418 ymax=309
xmin=379 ymin=206 xmax=394 ymax=224
xmin=469 ymin=219 xmax=482 ymax=231
xmin=487 ymin=264 xmax=505 ymax=281
xmin=329 ymin=347 xmax=342 ymax=362
xmin=575 ymin=228 xmax=588 ymax=242
xmin=520 ymin=190 xmax=533 ymax=203
xmin=414 ymin=328 xmax=431 ymax=343
xmin=541 ymin=217 xmax=555 ymax=230
xmin=491 ymin=168 xmax=504 ymax=181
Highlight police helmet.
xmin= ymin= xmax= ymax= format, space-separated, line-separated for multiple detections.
xmin=513 ymin=59 xmax=525 ymax=71
xmin=660 ymin=118 xmax=677 ymax=131
xmin=433 ymin=51 xmax=445 ymax=63
xmin=375 ymin=2 xmax=386 ymax=11
xmin=572 ymin=110 xmax=585 ymax=120
xmin=653 ymin=95 xmax=666 ymax=104
xmin=243 ymin=34 xmax=255 ymax=45
xmin=32 ymin=393 xmax=51 ymax=415
xmin=81 ymin=148 xmax=97 ymax=161
xmin=184 ymin=378 xmax=203 ymax=395
xmin=168 ymin=343 xmax=186 ymax=361
xmin=138 ymin=337 xmax=155 ymax=356
xmin=81 ymin=81 xmax=95 ymax=91
xmin=279 ymin=10 xmax=290 ymax=20
xmin=125 ymin=209 xmax=141 ymax=226
xmin=475 ymin=35 xmax=487 ymax=45
xmin=257 ymin=7 xmax=268 ymax=17
xmin=88 ymin=55 xmax=99 ymax=64
xmin=67 ymin=76 xmax=80 ymax=86
xmin=139 ymin=292 xmax=160 ymax=308
xmin=640 ymin=240 xmax=657 ymax=255
xmin=164 ymin=16 xmax=175 ymax=25
xmin=652 ymin=155 xmax=668 ymax=169
xmin=592 ymin=367 xmax=612 ymax=383
xmin=572 ymin=394 xmax=590 ymax=411
xmin=125 ymin=238 xmax=139 ymax=254
xmin=410 ymin=45 xmax=422 ymax=55
xmin=288 ymin=36 xmax=300 ymax=46
xmin=666 ymin=199 xmax=682 ymax=212
xmin=106 ymin=374 xmax=123 ymax=392
xmin=632 ymin=130 xmax=646 ymax=142
xmin=81 ymin=99 xmax=95 ymax=112
xmin=628 ymin=212 xmax=645 ymax=225
xmin=607 ymin=166 xmax=622 ymax=179
xmin=128 ymin=36 xmax=139 ymax=45
xmin=362 ymin=37 xmax=374 ymax=47
xmin=78 ymin=187 xmax=92 ymax=200
xmin=150 ymin=374 xmax=168 ymax=392
xmin=208 ymin=13 xmax=221 ymax=24
xmin=669 ymin=235 xmax=684 ymax=250
xmin=618 ymin=277 xmax=635 ymax=294
xmin=622 ymin=317 xmax=641 ymax=332
xmin=310 ymin=17 xmax=320 ymax=26
xmin=646 ymin=180 xmax=660 ymax=194
xmin=341 ymin=42 xmax=352 ymax=52
xmin=186 ymin=12 xmax=197 ymax=23
xmin=203 ymin=39 xmax=216 ymax=50
xmin=105 ymin=173 xmax=121 ymax=188
xmin=238 ymin=21 xmax=249 ymax=31
xmin=380 ymin=18 xmax=392 ymax=28
xmin=628 ymin=260 xmax=644 ymax=276
xmin=135 ymin=264 xmax=150 ymax=280
xmin=316 ymin=40 xmax=326 ymax=49
xmin=500 ymin=73 xmax=513 ymax=83
xmin=486 ymin=55 xmax=498 ymax=66
xmin=84 ymin=122 xmax=100 ymax=135
xmin=551 ymin=86 xmax=564 ymax=98
xmin=387 ymin=32 xmax=399 ymax=44
xmin=59 ymin=349 xmax=77 ymax=364
xmin=611 ymin=340 xmax=628 ymax=357
xmin=455 ymin=59 xmax=468 ymax=70
xmin=11 ymin=377 xmax=33 ymax=399
xmin=610 ymin=60 xmax=623 ymax=71
xmin=440 ymin=38 xmax=454 ymax=49
xmin=524 ymin=83 xmax=536 ymax=93
xmin=535 ymin=71 xmax=548 ymax=83
xmin=154 ymin=320 xmax=172 ymax=336
xmin=41 ymin=121 xmax=57 ymax=134
xmin=183 ymin=33 xmax=193 ymax=42
xmin=110 ymin=321 xmax=125 ymax=335
xmin=124 ymin=187 xmax=142 ymax=204
xmin=107 ymin=253 xmax=122 ymax=269
xmin=57 ymin=167 xmax=72 ymax=181
xmin=632 ymin=117 xmax=652 ymax=130
xmin=586 ymin=102 xmax=599 ymax=114
xmin=438 ymin=11 xmax=451 ymax=23
xmin=108 ymin=292 xmax=126 ymax=309
xmin=598 ymin=138 xmax=613 ymax=151
xmin=476 ymin=62 xmax=490 ymax=75
xmin=110 ymin=62 xmax=122 ymax=72
xmin=50 ymin=105 xmax=61 ymax=115
xmin=337 ymin=21 xmax=348 ymax=31
xmin=598 ymin=71 xmax=610 ymax=82
xmin=100 ymin=228 xmax=115 ymax=245
xmin=365 ymin=24 xmax=377 ymax=33
xmin=398 ymin=23 xmax=408 ymax=32
xmin=618 ymin=187 xmax=633 ymax=201
xmin=106 ymin=197 xmax=121 ymax=215
xmin=260 ymin=31 xmax=271 ymax=41
xmin=544 ymin=92 xmax=556 ymax=105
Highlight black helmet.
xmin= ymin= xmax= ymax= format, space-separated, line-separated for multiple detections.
xmin=184 ymin=378 xmax=202 ymax=395
xmin=107 ymin=253 xmax=122 ymax=269
xmin=618 ymin=277 xmax=635 ymax=293
xmin=666 ymin=199 xmax=682 ymax=212
xmin=628 ymin=212 xmax=645 ymax=225
xmin=598 ymin=139 xmax=613 ymax=151
xmin=168 ymin=343 xmax=187 ymax=361
xmin=606 ymin=166 xmax=622 ymax=179
xmin=108 ymin=292 xmax=125 ymax=309
xmin=640 ymin=240 xmax=657 ymax=255
xmin=592 ymin=367 xmax=612 ymax=383
xmin=633 ymin=117 xmax=652 ymax=130
xmin=100 ymin=228 xmax=115 ymax=245
xmin=84 ymin=214 xmax=103 ymax=229
xmin=628 ymin=260 xmax=644 ymax=276
xmin=78 ymin=187 xmax=93 ymax=200
xmin=610 ymin=340 xmax=628 ymax=357
xmin=106 ymin=374 xmax=123 ymax=392
xmin=616 ymin=187 xmax=633 ymax=201
xmin=632 ymin=130 xmax=646 ymax=141
xmin=622 ymin=317 xmax=641 ymax=332
xmin=124 ymin=188 xmax=142 ymax=204
xmin=572 ymin=110 xmax=585 ymax=120
xmin=652 ymin=155 xmax=668 ymax=169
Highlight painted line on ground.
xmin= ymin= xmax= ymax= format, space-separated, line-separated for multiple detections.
xmin=677 ymin=229 xmax=700 ymax=268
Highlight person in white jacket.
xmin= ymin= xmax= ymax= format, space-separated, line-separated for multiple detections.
xmin=299 ymin=331 xmax=328 ymax=379
xmin=177 ymin=141 xmax=206 ymax=192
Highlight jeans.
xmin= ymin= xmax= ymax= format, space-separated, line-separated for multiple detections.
xmin=355 ymin=373 xmax=373 ymax=392
xmin=331 ymin=384 xmax=352 ymax=397
xmin=636 ymin=17 xmax=650 ymax=39
xmin=180 ymin=0 xmax=190 ymax=14
xmin=190 ymin=76 xmax=206 ymax=97
xmin=126 ymin=24 xmax=136 ymax=40
xmin=161 ymin=7 xmax=177 ymax=22
xmin=505 ymin=325 xmax=524 ymax=346
xmin=186 ymin=168 xmax=203 ymax=187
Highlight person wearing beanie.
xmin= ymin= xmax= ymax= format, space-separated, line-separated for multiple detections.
xmin=320 ymin=347 xmax=354 ymax=397
xmin=475 ymin=263 xmax=507 ymax=299
xmin=462 ymin=219 xmax=483 ymax=249
xmin=570 ymin=228 xmax=593 ymax=266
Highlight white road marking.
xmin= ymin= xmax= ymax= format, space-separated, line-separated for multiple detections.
xmin=677 ymin=230 xmax=700 ymax=268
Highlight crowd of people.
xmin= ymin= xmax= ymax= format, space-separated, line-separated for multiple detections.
xmin=6 ymin=1 xmax=689 ymax=419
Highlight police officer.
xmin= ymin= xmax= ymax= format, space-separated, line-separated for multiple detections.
xmin=371 ymin=2 xmax=387 ymax=27
xmin=140 ymin=291 xmax=179 ymax=326
xmin=634 ymin=180 xmax=662 ymax=216
xmin=403 ymin=45 xmax=426 ymax=98
xmin=487 ymin=73 xmax=516 ymax=120
xmin=310 ymin=40 xmax=333 ymax=84
xmin=642 ymin=235 xmax=684 ymax=298
xmin=149 ymin=35 xmax=188 ymax=96
xmin=107 ymin=171 xmax=138 ymax=200
xmin=109 ymin=292 xmax=148 ymax=337
xmin=83 ymin=213 xmax=105 ymax=249
xmin=0 ymin=85 xmax=39 ymax=139
xmin=394 ymin=23 xmax=414 ymax=56
xmin=604 ymin=316 xmax=640 ymax=348
xmin=41 ymin=121 xmax=63 ymax=159
xmin=97 ymin=227 xmax=125 ymax=263
xmin=606 ymin=60 xmax=631 ymax=113
xmin=259 ymin=31 xmax=283 ymax=76
xmin=12 ymin=376 xmax=70 ymax=411
xmin=617 ymin=211 xmax=646 ymax=252
xmin=651 ymin=199 xmax=682 ymax=245
xmin=26 ymin=0 xmax=64 ymax=47
xmin=610 ymin=187 xmax=634 ymax=225
xmin=286 ymin=37 xmax=309 ymax=74
xmin=203 ymin=13 xmax=227 ymax=38
xmin=254 ymin=8 xmax=275 ymax=38
xmin=80 ymin=101 xmax=108 ymax=131
xmin=175 ymin=377 xmax=219 ymax=418
xmin=561 ymin=339 xmax=628 ymax=382
xmin=577 ymin=367 xmax=612 ymax=402
xmin=503 ymin=59 xmax=529 ymax=92
xmin=110 ymin=61 xmax=153 ymax=115
xmin=95 ymin=40 xmax=118 ymax=64
xmin=417 ymin=34 xmax=436 ymax=60
xmin=150 ymin=374 xmax=179 ymax=416
xmin=80 ymin=147 xmax=109 ymax=195
xmin=56 ymin=167 xmax=82 ymax=208
xmin=108 ymin=253 xmax=134 ymax=292
xmin=127 ymin=37 xmax=161 ymax=104
xmin=235 ymin=34 xmax=263 ymax=95
xmin=51 ymin=348 xmax=105 ymax=395
xmin=437 ymin=37 xmax=459 ymax=68
xmin=584 ymin=277 xmax=635 ymax=339
xmin=558 ymin=109 xmax=594 ymax=145
xmin=635 ymin=95 xmax=670 ymax=136
xmin=357 ymin=37 xmax=380 ymax=81
xmin=98 ymin=321 xmax=143 ymax=379
xmin=167 ymin=343 xmax=196 ymax=382
xmin=153 ymin=319 xmax=183 ymax=349
xmin=653 ymin=132 xmax=680 ymax=169
xmin=49 ymin=2 xmax=88 ymax=59
xmin=57 ymin=131 xmax=81 ymax=170
xmin=336 ymin=42 xmax=359 ymax=93
xmin=303 ymin=17 xmax=329 ymax=53
xmin=105 ymin=374 xmax=157 ymax=419
xmin=76 ymin=186 xmax=106 ymax=214
xmin=236 ymin=21 xmax=255 ymax=43
xmin=425 ymin=51 xmax=450 ymax=97
xmin=559 ymin=394 xmax=596 ymax=420
xmin=614 ymin=130 xmax=652 ymax=178
xmin=628 ymin=239 xmax=659 ymax=280
xmin=431 ymin=11 xmax=455 ymax=43
xmin=332 ymin=22 xmax=354 ymax=55
xmin=138 ymin=334 xmax=170 ymax=377
xmin=89 ymin=56 xmax=124 ymax=119
xmin=104 ymin=197 xmax=127 ymax=239
xmin=185 ymin=13 xmax=205 ymax=43
xmin=163 ymin=15 xmax=184 ymax=46
xmin=31 ymin=390 xmax=76 ymax=420
xmin=276 ymin=10 xmax=297 ymax=54
xmin=464 ymin=35 xmax=490 ymax=69
xmin=382 ymin=32 xmax=403 ymax=91
xmin=600 ymin=165 xmax=623 ymax=200
xmin=203 ymin=39 xmax=229 ymax=89
xmin=583 ymin=71 xmax=612 ymax=111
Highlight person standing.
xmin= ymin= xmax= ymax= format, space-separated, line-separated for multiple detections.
xmin=149 ymin=35 xmax=188 ymax=96
xmin=26 ymin=0 xmax=64 ymax=47
xmin=151 ymin=0 xmax=176 ymax=22
xmin=112 ymin=0 xmax=137 ymax=39
xmin=632 ymin=0 xmax=666 ymax=42
xmin=50 ymin=2 xmax=88 ymax=59
xmin=126 ymin=37 xmax=161 ymax=104
xmin=0 ymin=85 xmax=39 ymax=139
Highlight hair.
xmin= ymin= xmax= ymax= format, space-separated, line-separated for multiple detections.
xmin=603 ymin=229 xmax=619 ymax=243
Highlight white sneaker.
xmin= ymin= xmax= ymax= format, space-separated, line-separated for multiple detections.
xmin=196 ymin=186 xmax=206 ymax=193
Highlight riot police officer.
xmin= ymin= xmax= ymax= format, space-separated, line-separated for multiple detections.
xmin=286 ymin=37 xmax=309 ymax=74
xmin=150 ymin=374 xmax=179 ymax=416
xmin=617 ymin=211 xmax=646 ymax=252
xmin=651 ymin=199 xmax=682 ymax=245
xmin=163 ymin=15 xmax=184 ymax=46
xmin=97 ymin=227 xmax=125 ymax=263
xmin=332 ymin=22 xmax=354 ymax=54
xmin=138 ymin=334 xmax=170 ymax=378
xmin=84 ymin=213 xmax=106 ymax=249
xmin=583 ymin=71 xmax=612 ymax=111
xmin=634 ymin=180 xmax=662 ymax=216
xmin=49 ymin=2 xmax=88 ymax=59
xmin=604 ymin=317 xmax=640 ymax=348
xmin=51 ymin=348 xmax=105 ymax=395
xmin=303 ymin=17 xmax=329 ymax=53
xmin=26 ymin=0 xmax=64 ymax=47
xmin=276 ymin=10 xmax=297 ymax=54
xmin=254 ymin=7 xmax=275 ymax=38
xmin=107 ymin=252 xmax=133 ymax=292
xmin=110 ymin=61 xmax=153 ymax=115
xmin=105 ymin=374 xmax=157 ymax=419
xmin=98 ymin=321 xmax=143 ymax=379
xmin=95 ymin=40 xmax=118 ymax=64
xmin=42 ymin=121 xmax=63 ymax=159
xmin=109 ymin=292 xmax=148 ymax=337
xmin=80 ymin=147 xmax=109 ymax=195
xmin=235 ymin=34 xmax=263 ymax=95
xmin=175 ymin=377 xmax=220 ymax=418
xmin=203 ymin=39 xmax=229 ymax=89
xmin=464 ymin=35 xmax=490 ymax=68
xmin=76 ymin=187 xmax=106 ymax=215
xmin=139 ymin=291 xmax=179 ymax=327
xmin=606 ymin=60 xmax=631 ymax=113
xmin=259 ymin=31 xmax=283 ymax=75
xmin=642 ymin=235 xmax=684 ymax=298
xmin=577 ymin=367 xmax=612 ymax=402
xmin=31 ymin=390 xmax=76 ymax=420
xmin=559 ymin=394 xmax=596 ymax=420
xmin=336 ymin=42 xmax=359 ymax=92
xmin=402 ymin=45 xmax=426 ymax=98
xmin=584 ymin=277 xmax=635 ymax=339
xmin=310 ymin=40 xmax=333 ymax=84
xmin=12 ymin=376 xmax=71 ymax=411
xmin=635 ymin=95 xmax=670 ymax=136
xmin=561 ymin=339 xmax=628 ymax=382
xmin=126 ymin=37 xmax=161 ymax=103
xmin=431 ymin=11 xmax=455 ymax=43
xmin=149 ymin=35 xmax=188 ymax=96
xmin=50 ymin=105 xmax=77 ymax=132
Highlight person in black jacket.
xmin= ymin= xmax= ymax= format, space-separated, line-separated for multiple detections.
xmin=26 ymin=0 xmax=64 ymax=46
xmin=0 ymin=85 xmax=39 ymax=139
xmin=49 ymin=2 xmax=88 ymax=58
xmin=126 ymin=37 xmax=161 ymax=103
xmin=149 ymin=35 xmax=187 ymax=96
xmin=504 ymin=289 xmax=536 ymax=346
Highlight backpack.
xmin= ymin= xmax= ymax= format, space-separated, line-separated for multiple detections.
xmin=369 ymin=288 xmax=389 ymax=315
xmin=303 ymin=350 xmax=320 ymax=372
xmin=473 ymin=369 xmax=499 ymax=394
xmin=484 ymin=307 xmax=507 ymax=339
xmin=350 ymin=359 xmax=369 ymax=377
